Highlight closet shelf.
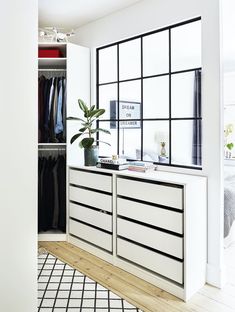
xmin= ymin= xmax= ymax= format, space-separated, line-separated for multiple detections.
xmin=38 ymin=57 xmax=66 ymax=69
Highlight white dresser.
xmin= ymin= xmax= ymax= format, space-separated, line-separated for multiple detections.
xmin=68 ymin=166 xmax=207 ymax=301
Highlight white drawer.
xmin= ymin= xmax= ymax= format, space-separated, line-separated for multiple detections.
xmin=117 ymin=177 xmax=183 ymax=210
xmin=70 ymin=219 xmax=112 ymax=252
xmin=117 ymin=197 xmax=183 ymax=234
xmin=117 ymin=238 xmax=183 ymax=284
xmin=69 ymin=186 xmax=112 ymax=213
xmin=70 ymin=169 xmax=112 ymax=193
xmin=70 ymin=202 xmax=112 ymax=232
xmin=117 ymin=218 xmax=183 ymax=259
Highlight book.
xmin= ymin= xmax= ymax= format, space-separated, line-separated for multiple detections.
xmin=128 ymin=161 xmax=155 ymax=172
xmin=97 ymin=162 xmax=129 ymax=170
xmin=99 ymin=157 xmax=127 ymax=165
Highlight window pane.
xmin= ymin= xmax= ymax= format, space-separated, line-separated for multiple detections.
xmin=119 ymin=39 xmax=141 ymax=80
xmin=171 ymin=20 xmax=201 ymax=71
xmin=119 ymin=123 xmax=141 ymax=159
xmin=98 ymin=121 xmax=117 ymax=157
xmin=143 ymin=30 xmax=169 ymax=76
xmin=119 ymin=80 xmax=141 ymax=119
xmin=171 ymin=120 xmax=202 ymax=166
xmin=171 ymin=71 xmax=201 ymax=118
xmin=99 ymin=83 xmax=117 ymax=120
xmin=143 ymin=76 xmax=169 ymax=118
xmin=99 ymin=46 xmax=117 ymax=84
xmin=143 ymin=121 xmax=169 ymax=163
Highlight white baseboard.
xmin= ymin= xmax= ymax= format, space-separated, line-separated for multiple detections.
xmin=38 ymin=233 xmax=67 ymax=241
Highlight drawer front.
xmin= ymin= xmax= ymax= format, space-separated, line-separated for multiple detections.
xmin=70 ymin=169 xmax=112 ymax=193
xmin=70 ymin=219 xmax=112 ymax=252
xmin=69 ymin=186 xmax=112 ymax=212
xmin=117 ymin=238 xmax=183 ymax=284
xmin=117 ymin=177 xmax=183 ymax=210
xmin=117 ymin=197 xmax=183 ymax=234
xmin=117 ymin=218 xmax=183 ymax=259
xmin=70 ymin=202 xmax=112 ymax=232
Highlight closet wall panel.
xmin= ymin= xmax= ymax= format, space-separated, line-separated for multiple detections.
xmin=67 ymin=44 xmax=90 ymax=166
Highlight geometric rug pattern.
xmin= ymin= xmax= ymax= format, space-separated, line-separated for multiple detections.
xmin=38 ymin=253 xmax=143 ymax=311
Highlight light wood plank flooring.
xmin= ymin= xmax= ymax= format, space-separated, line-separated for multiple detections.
xmin=39 ymin=242 xmax=235 ymax=312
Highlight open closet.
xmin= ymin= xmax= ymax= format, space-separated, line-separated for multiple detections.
xmin=37 ymin=42 xmax=90 ymax=241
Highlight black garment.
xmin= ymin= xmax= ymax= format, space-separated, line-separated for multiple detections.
xmin=38 ymin=75 xmax=66 ymax=143
xmin=38 ymin=76 xmax=46 ymax=142
xmin=38 ymin=154 xmax=66 ymax=232
xmin=57 ymin=155 xmax=66 ymax=232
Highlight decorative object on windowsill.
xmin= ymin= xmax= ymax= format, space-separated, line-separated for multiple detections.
xmin=158 ymin=155 xmax=169 ymax=164
xmin=160 ymin=141 xmax=166 ymax=156
xmin=67 ymin=99 xmax=111 ymax=166
xmin=224 ymin=123 xmax=234 ymax=159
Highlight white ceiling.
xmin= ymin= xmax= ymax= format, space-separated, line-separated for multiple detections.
xmin=39 ymin=0 xmax=141 ymax=30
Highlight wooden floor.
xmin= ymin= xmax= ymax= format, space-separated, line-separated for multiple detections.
xmin=39 ymin=241 xmax=235 ymax=312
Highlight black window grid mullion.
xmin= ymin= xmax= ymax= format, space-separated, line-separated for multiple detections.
xmin=97 ymin=66 xmax=202 ymax=87
xmin=99 ymin=117 xmax=202 ymax=122
xmin=117 ymin=44 xmax=120 ymax=155
xmin=140 ymin=37 xmax=143 ymax=161
xmin=96 ymin=18 xmax=202 ymax=170
xmin=169 ymin=28 xmax=172 ymax=165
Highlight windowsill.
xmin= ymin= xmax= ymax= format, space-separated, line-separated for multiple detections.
xmin=224 ymin=158 xmax=235 ymax=166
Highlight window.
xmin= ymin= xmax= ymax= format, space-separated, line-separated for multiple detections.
xmin=97 ymin=18 xmax=202 ymax=169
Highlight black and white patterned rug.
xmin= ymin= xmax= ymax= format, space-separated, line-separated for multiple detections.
xmin=38 ymin=252 xmax=143 ymax=311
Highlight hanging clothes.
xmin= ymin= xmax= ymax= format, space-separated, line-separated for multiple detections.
xmin=38 ymin=153 xmax=66 ymax=232
xmin=38 ymin=75 xmax=66 ymax=143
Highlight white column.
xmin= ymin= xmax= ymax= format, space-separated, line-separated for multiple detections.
xmin=0 ymin=1 xmax=38 ymax=311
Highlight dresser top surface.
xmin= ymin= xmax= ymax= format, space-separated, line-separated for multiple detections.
xmin=69 ymin=164 xmax=207 ymax=186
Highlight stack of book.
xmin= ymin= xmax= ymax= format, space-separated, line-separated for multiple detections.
xmin=97 ymin=158 xmax=129 ymax=170
xmin=128 ymin=161 xmax=155 ymax=172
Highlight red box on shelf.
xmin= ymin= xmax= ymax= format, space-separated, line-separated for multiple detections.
xmin=38 ymin=49 xmax=62 ymax=58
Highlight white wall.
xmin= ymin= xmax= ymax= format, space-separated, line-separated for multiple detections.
xmin=72 ymin=0 xmax=224 ymax=287
xmin=0 ymin=1 xmax=38 ymax=311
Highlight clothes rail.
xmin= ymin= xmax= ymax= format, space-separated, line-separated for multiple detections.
xmin=38 ymin=147 xmax=66 ymax=151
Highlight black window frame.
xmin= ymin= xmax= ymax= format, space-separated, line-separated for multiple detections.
xmin=96 ymin=17 xmax=202 ymax=170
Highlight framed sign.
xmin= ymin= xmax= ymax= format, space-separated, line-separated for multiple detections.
xmin=110 ymin=100 xmax=141 ymax=129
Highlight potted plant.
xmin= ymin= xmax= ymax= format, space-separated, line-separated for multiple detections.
xmin=67 ymin=99 xmax=111 ymax=166
xmin=224 ymin=123 xmax=234 ymax=158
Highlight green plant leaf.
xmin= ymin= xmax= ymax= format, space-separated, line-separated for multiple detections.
xmin=67 ymin=117 xmax=85 ymax=122
xmin=70 ymin=133 xmax=83 ymax=144
xmin=88 ymin=108 xmax=105 ymax=119
xmin=90 ymin=105 xmax=95 ymax=111
xmin=226 ymin=143 xmax=234 ymax=150
xmin=78 ymin=99 xmax=89 ymax=117
xmin=91 ymin=128 xmax=111 ymax=134
xmin=79 ymin=140 xmax=84 ymax=148
xmin=80 ymin=137 xmax=94 ymax=148
xmin=78 ymin=99 xmax=86 ymax=111
xmin=79 ymin=127 xmax=87 ymax=132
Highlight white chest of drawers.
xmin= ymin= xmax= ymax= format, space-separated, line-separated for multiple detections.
xmin=68 ymin=166 xmax=207 ymax=301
